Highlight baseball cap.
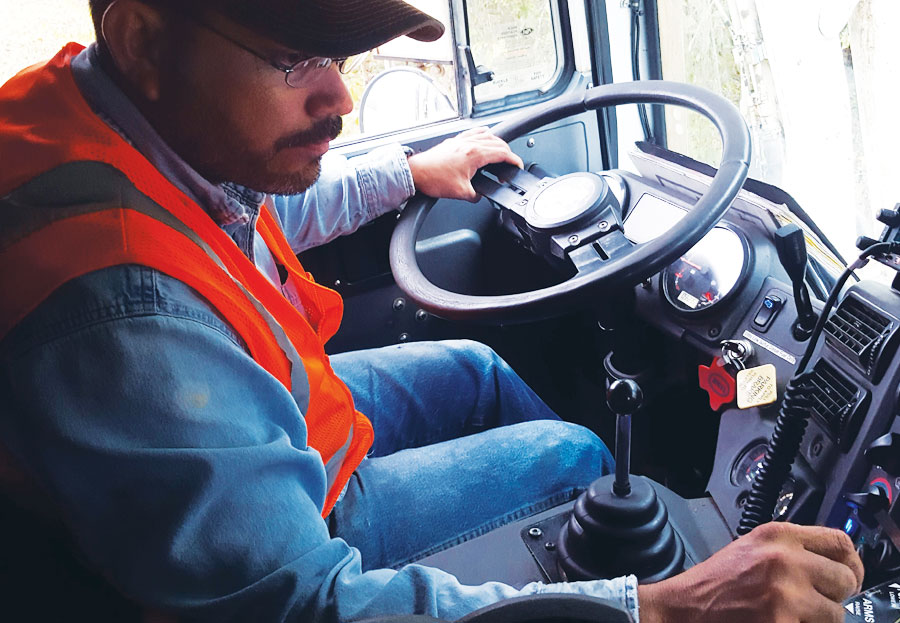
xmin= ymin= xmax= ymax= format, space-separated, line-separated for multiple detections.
xmin=208 ymin=0 xmax=446 ymax=58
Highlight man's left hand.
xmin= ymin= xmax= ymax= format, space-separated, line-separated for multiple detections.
xmin=407 ymin=127 xmax=524 ymax=202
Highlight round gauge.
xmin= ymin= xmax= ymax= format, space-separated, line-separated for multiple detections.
xmin=662 ymin=226 xmax=748 ymax=313
xmin=732 ymin=442 xmax=796 ymax=518
xmin=732 ymin=443 xmax=768 ymax=487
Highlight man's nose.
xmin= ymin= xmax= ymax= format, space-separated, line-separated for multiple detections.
xmin=304 ymin=65 xmax=354 ymax=119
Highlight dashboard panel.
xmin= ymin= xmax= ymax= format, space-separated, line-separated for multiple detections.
xmin=615 ymin=168 xmax=900 ymax=584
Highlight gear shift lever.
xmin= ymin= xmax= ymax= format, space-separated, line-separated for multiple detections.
xmin=609 ymin=379 xmax=642 ymax=497
xmin=556 ymin=379 xmax=684 ymax=583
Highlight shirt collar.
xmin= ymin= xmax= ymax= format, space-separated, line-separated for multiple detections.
xmin=70 ymin=43 xmax=259 ymax=227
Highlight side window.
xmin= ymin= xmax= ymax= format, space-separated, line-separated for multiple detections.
xmin=4 ymin=1 xmax=571 ymax=143
xmin=0 ymin=2 xmax=94 ymax=85
xmin=340 ymin=0 xmax=572 ymax=142
xmin=340 ymin=0 xmax=459 ymax=140
xmin=466 ymin=0 xmax=561 ymax=103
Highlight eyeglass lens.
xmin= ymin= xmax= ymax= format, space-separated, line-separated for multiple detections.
xmin=284 ymin=55 xmax=363 ymax=87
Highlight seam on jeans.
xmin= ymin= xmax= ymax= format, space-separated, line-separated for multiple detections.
xmin=625 ymin=575 xmax=639 ymax=622
xmin=356 ymin=164 xmax=376 ymax=222
xmin=9 ymin=309 xmax=245 ymax=359
xmin=9 ymin=298 xmax=238 ymax=354
xmin=397 ymin=148 xmax=416 ymax=198
xmin=389 ymin=487 xmax=584 ymax=569
xmin=148 ymin=266 xmax=158 ymax=311
xmin=6 ymin=299 xmax=152 ymax=355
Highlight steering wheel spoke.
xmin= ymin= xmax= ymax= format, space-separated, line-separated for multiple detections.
xmin=593 ymin=228 xmax=634 ymax=262
xmin=473 ymin=165 xmax=548 ymax=216
xmin=567 ymin=228 xmax=634 ymax=274
xmin=481 ymin=163 xmax=545 ymax=192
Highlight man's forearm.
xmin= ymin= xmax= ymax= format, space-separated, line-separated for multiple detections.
xmin=273 ymin=143 xmax=415 ymax=253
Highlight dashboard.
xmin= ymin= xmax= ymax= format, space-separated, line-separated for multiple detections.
xmin=616 ymin=168 xmax=900 ymax=584
xmin=325 ymin=136 xmax=900 ymax=588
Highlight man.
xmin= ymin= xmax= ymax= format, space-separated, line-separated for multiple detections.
xmin=0 ymin=0 xmax=864 ymax=621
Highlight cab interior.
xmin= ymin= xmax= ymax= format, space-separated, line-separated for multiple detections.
xmin=305 ymin=0 xmax=900 ymax=598
xmin=3 ymin=0 xmax=900 ymax=619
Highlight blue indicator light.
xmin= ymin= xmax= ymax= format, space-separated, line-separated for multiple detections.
xmin=764 ymin=299 xmax=774 ymax=309
xmin=844 ymin=517 xmax=856 ymax=535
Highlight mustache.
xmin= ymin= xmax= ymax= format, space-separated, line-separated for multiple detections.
xmin=275 ymin=116 xmax=343 ymax=151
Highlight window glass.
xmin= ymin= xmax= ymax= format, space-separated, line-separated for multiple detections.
xmin=339 ymin=0 xmax=458 ymax=140
xmin=467 ymin=0 xmax=560 ymax=102
xmin=657 ymin=0 xmax=900 ymax=268
xmin=0 ymin=0 xmax=94 ymax=85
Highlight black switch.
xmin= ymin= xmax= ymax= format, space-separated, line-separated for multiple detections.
xmin=753 ymin=294 xmax=783 ymax=331
xmin=846 ymin=487 xmax=890 ymax=515
xmin=877 ymin=208 xmax=900 ymax=227
xmin=865 ymin=433 xmax=900 ymax=475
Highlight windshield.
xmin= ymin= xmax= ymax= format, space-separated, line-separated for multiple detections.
xmin=656 ymin=0 xmax=900 ymax=271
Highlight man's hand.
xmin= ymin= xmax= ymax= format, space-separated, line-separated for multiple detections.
xmin=406 ymin=127 xmax=524 ymax=202
xmin=638 ymin=522 xmax=864 ymax=623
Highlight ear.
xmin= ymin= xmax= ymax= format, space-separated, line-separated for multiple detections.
xmin=100 ymin=0 xmax=169 ymax=101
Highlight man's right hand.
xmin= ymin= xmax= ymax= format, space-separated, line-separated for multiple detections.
xmin=637 ymin=522 xmax=864 ymax=623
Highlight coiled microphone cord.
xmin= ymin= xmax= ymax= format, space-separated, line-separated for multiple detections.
xmin=737 ymin=373 xmax=813 ymax=534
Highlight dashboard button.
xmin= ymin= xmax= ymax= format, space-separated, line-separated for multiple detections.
xmin=843 ymin=515 xmax=859 ymax=538
xmin=753 ymin=294 xmax=783 ymax=330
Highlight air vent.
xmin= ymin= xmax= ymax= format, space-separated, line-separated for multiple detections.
xmin=824 ymin=293 xmax=899 ymax=382
xmin=808 ymin=359 xmax=869 ymax=451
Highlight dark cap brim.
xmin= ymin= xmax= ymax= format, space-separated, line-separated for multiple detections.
xmin=218 ymin=0 xmax=446 ymax=58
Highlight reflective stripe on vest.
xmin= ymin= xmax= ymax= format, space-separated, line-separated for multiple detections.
xmin=0 ymin=44 xmax=372 ymax=516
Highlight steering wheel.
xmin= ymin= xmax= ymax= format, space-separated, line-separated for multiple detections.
xmin=355 ymin=593 xmax=633 ymax=622
xmin=389 ymin=81 xmax=751 ymax=324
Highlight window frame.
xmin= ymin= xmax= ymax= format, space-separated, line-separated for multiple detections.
xmin=460 ymin=0 xmax=578 ymax=117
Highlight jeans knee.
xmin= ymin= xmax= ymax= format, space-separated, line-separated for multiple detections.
xmin=449 ymin=338 xmax=498 ymax=362
xmin=535 ymin=421 xmax=614 ymax=481
xmin=437 ymin=339 xmax=507 ymax=376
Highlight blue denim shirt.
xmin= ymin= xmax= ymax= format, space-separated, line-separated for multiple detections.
xmin=0 ymin=45 xmax=639 ymax=621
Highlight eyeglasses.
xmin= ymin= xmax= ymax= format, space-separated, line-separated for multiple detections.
xmin=185 ymin=14 xmax=361 ymax=88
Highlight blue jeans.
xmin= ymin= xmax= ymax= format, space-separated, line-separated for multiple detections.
xmin=329 ymin=339 xmax=615 ymax=570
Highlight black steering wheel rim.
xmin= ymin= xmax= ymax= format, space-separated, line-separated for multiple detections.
xmin=389 ymin=80 xmax=751 ymax=323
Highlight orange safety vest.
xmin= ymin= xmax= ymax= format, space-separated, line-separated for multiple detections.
xmin=0 ymin=43 xmax=373 ymax=516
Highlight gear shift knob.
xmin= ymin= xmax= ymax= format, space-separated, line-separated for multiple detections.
xmin=606 ymin=379 xmax=642 ymax=497
xmin=606 ymin=379 xmax=643 ymax=416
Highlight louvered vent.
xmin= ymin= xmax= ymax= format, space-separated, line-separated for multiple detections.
xmin=808 ymin=359 xmax=868 ymax=450
xmin=824 ymin=294 xmax=898 ymax=382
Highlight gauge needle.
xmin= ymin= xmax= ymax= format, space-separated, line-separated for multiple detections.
xmin=680 ymin=257 xmax=702 ymax=270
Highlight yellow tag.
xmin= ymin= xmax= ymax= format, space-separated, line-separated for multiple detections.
xmin=736 ymin=364 xmax=778 ymax=409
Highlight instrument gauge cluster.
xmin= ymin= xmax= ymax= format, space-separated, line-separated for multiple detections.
xmin=661 ymin=227 xmax=749 ymax=314
xmin=623 ymin=192 xmax=750 ymax=315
